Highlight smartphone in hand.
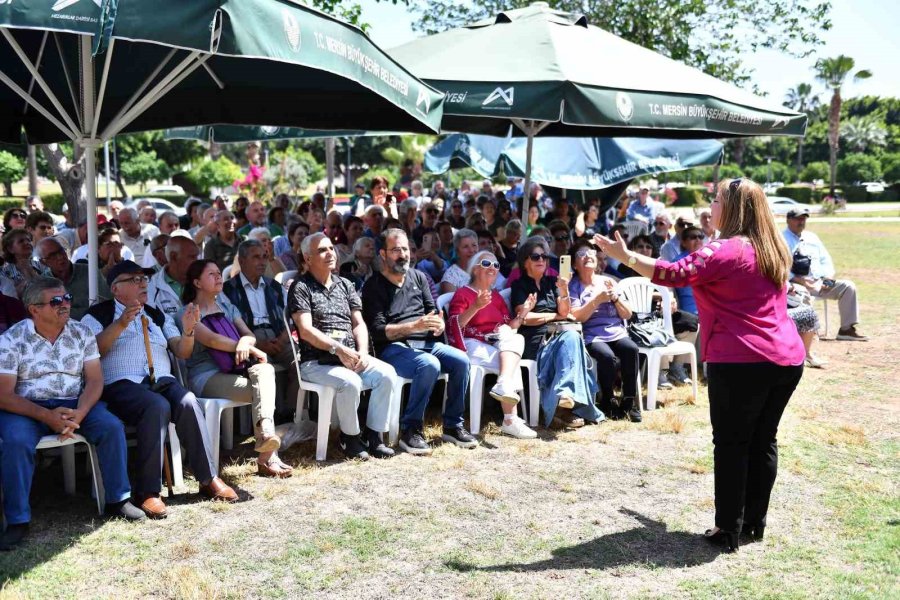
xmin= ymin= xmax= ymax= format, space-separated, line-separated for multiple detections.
xmin=558 ymin=255 xmax=572 ymax=280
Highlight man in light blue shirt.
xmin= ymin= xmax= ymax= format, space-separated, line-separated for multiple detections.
xmin=626 ymin=185 xmax=661 ymax=223
xmin=782 ymin=208 xmax=866 ymax=341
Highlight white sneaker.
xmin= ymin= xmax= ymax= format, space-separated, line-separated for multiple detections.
xmin=489 ymin=381 xmax=520 ymax=404
xmin=500 ymin=416 xmax=537 ymax=439
xmin=657 ymin=371 xmax=673 ymax=390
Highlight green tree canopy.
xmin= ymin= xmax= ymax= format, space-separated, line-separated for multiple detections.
xmin=185 ymin=157 xmax=243 ymax=197
xmin=0 ymin=150 xmax=26 ymax=195
xmin=119 ymin=150 xmax=170 ymax=190
xmin=836 ymin=153 xmax=881 ymax=185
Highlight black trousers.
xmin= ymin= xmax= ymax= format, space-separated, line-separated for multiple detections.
xmin=588 ymin=337 xmax=640 ymax=402
xmin=103 ymin=376 xmax=216 ymax=497
xmin=707 ymin=362 xmax=803 ymax=533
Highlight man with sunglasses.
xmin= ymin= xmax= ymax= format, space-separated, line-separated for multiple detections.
xmin=0 ymin=278 xmax=147 ymax=551
xmin=37 ymin=238 xmax=112 ymax=320
xmin=362 ymin=229 xmax=478 ymax=455
xmin=649 ymin=213 xmax=672 ymax=256
xmin=82 ymin=261 xmax=236 ymax=518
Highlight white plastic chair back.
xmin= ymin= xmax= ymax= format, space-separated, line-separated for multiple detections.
xmin=622 ymin=220 xmax=649 ymax=239
xmin=436 ymin=292 xmax=454 ymax=315
xmin=275 ymin=269 xmax=297 ymax=286
xmin=615 ymin=277 xmax=676 ymax=336
xmin=221 ymin=265 xmax=233 ymax=280
xmin=499 ymin=288 xmax=512 ymax=312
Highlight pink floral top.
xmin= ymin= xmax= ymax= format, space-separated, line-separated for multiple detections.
xmin=446 ymin=286 xmax=511 ymax=351
xmin=651 ymin=237 xmax=804 ymax=366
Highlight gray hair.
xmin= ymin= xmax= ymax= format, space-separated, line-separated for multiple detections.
xmin=452 ymin=227 xmax=477 ymax=250
xmin=301 ymin=232 xmax=329 ymax=258
xmin=159 ymin=211 xmax=179 ymax=225
xmin=516 ymin=235 xmax=551 ymax=272
xmin=164 ymin=235 xmax=196 ymax=261
xmin=22 ymin=277 xmax=66 ymax=308
xmin=399 ymin=199 xmax=418 ymax=216
xmin=467 ymin=250 xmax=497 ymax=281
xmin=247 ymin=226 xmax=271 ymax=242
xmin=118 ymin=207 xmax=138 ymax=221
xmin=237 ymin=238 xmax=264 ymax=259
xmin=505 ymin=219 xmax=523 ymax=233
xmin=36 ymin=236 xmax=65 ymax=258
xmin=352 ymin=235 xmax=374 ymax=255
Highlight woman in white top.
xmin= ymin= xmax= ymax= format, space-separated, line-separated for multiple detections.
xmin=439 ymin=228 xmax=478 ymax=294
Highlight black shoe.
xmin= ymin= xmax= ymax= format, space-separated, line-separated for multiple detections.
xmin=622 ymin=397 xmax=642 ymax=423
xmin=704 ymin=528 xmax=739 ymax=552
xmin=441 ymin=425 xmax=478 ymax=449
xmin=741 ymin=524 xmax=765 ymax=542
xmin=399 ymin=428 xmax=432 ymax=455
xmin=338 ymin=432 xmax=370 ymax=460
xmin=365 ymin=427 xmax=395 ymax=459
xmin=0 ymin=523 xmax=29 ymax=551
xmin=105 ymin=500 xmax=147 ymax=521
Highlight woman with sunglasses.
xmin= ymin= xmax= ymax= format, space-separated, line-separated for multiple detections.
xmin=0 ymin=229 xmax=48 ymax=298
xmin=595 ymin=178 xmax=805 ymax=552
xmin=510 ymin=236 xmax=600 ymax=430
xmin=2 ymin=208 xmax=27 ymax=234
xmin=181 ymin=259 xmax=292 ymax=478
xmin=447 ymin=251 xmax=537 ymax=439
xmin=568 ymin=239 xmax=641 ymax=422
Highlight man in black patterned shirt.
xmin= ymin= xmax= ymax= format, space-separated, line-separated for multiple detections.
xmin=288 ymin=232 xmax=398 ymax=459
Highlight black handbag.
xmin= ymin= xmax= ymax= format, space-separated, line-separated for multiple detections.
xmin=792 ymin=249 xmax=812 ymax=276
xmin=628 ymin=313 xmax=676 ymax=348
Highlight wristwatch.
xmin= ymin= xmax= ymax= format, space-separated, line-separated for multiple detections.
xmin=329 ymin=343 xmax=338 ymax=355
xmin=627 ymin=253 xmax=638 ymax=266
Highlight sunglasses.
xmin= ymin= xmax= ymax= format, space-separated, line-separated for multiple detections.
xmin=9 ymin=212 xmax=26 ymax=219
xmin=575 ymin=249 xmax=597 ymax=258
xmin=685 ymin=234 xmax=704 ymax=240
xmin=528 ymin=253 xmax=547 ymax=262
xmin=479 ymin=259 xmax=500 ymax=269
xmin=34 ymin=293 xmax=73 ymax=307
xmin=729 ymin=178 xmax=742 ymax=193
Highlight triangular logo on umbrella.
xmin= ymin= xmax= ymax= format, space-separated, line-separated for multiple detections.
xmin=483 ymin=87 xmax=515 ymax=107
xmin=52 ymin=0 xmax=101 ymax=11
xmin=416 ymin=86 xmax=431 ymax=116
xmin=282 ymin=9 xmax=301 ymax=53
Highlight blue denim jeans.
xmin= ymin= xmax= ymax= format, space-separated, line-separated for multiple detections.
xmin=0 ymin=399 xmax=130 ymax=525
xmin=537 ymin=330 xmax=601 ymax=426
xmin=379 ymin=341 xmax=469 ymax=431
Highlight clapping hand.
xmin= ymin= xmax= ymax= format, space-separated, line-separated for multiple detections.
xmin=417 ymin=310 xmax=444 ymax=335
xmin=518 ymin=292 xmax=537 ymax=316
xmin=474 ymin=289 xmax=492 ymax=310
xmin=181 ymin=303 xmax=200 ymax=334
xmin=593 ymin=232 xmax=628 ymax=262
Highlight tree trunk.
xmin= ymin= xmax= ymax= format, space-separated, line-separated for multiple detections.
xmin=795 ymin=140 xmax=804 ymax=181
xmin=828 ymin=89 xmax=842 ymax=196
xmin=732 ymin=138 xmax=746 ymax=167
xmin=2 ymin=182 xmax=11 ymax=197
xmin=39 ymin=143 xmax=86 ymax=223
xmin=27 ymin=145 xmax=39 ymax=196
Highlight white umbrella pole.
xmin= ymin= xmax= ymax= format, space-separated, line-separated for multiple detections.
xmin=522 ymin=127 xmax=534 ymax=222
xmin=104 ymin=141 xmax=111 ymax=206
xmin=84 ymin=144 xmax=98 ymax=304
xmin=325 ymin=137 xmax=336 ymax=203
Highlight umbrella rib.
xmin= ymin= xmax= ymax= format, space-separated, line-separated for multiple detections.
xmin=101 ymin=51 xmax=209 ymax=140
xmin=0 ymin=68 xmax=77 ymax=141
xmin=201 ymin=62 xmax=225 ymax=90
xmin=22 ymin=31 xmax=48 ymax=116
xmin=2 ymin=28 xmax=81 ymax=140
xmin=53 ymin=32 xmax=83 ymax=133
xmin=90 ymin=38 xmax=115 ymax=141
xmin=102 ymin=48 xmax=177 ymax=140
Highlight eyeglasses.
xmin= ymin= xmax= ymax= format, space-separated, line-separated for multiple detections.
xmin=575 ymin=249 xmax=597 ymax=258
xmin=654 ymin=221 xmax=668 ymax=226
xmin=36 ymin=224 xmax=54 ymax=231
xmin=528 ymin=253 xmax=547 ymax=262
xmin=554 ymin=235 xmax=568 ymax=241
xmin=425 ymin=209 xmax=439 ymax=215
xmin=113 ymin=275 xmax=150 ymax=285
xmin=33 ymin=293 xmax=73 ymax=307
xmin=9 ymin=212 xmax=26 ymax=219
xmin=479 ymin=259 xmax=500 ymax=269
xmin=41 ymin=248 xmax=67 ymax=261
xmin=685 ymin=234 xmax=704 ymax=241
xmin=386 ymin=246 xmax=409 ymax=255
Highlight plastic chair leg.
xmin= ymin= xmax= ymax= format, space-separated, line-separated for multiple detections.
xmin=645 ymin=351 xmax=661 ymax=411
xmin=315 ymin=389 xmax=335 ymax=461
xmin=206 ymin=402 xmax=225 ymax=472
xmin=388 ymin=378 xmax=402 ymax=446
xmin=521 ymin=361 xmax=540 ymax=427
xmin=86 ymin=443 xmax=105 ymax=514
xmin=167 ymin=423 xmax=184 ymax=489
xmin=61 ymin=444 xmax=76 ymax=496
xmin=221 ymin=408 xmax=234 ymax=450
xmin=689 ymin=350 xmax=699 ymax=405
xmin=469 ymin=366 xmax=484 ymax=434
xmin=295 ymin=389 xmax=309 ymax=424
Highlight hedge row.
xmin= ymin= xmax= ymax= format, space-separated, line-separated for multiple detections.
xmin=671 ymin=185 xmax=709 ymax=207
xmin=775 ymin=185 xmax=900 ymax=204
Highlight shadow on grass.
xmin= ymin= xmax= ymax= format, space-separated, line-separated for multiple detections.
xmin=445 ymin=509 xmax=722 ymax=573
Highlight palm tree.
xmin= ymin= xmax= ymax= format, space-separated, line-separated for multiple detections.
xmin=784 ymin=83 xmax=820 ymax=180
xmin=840 ymin=114 xmax=888 ymax=153
xmin=814 ymin=56 xmax=872 ymax=194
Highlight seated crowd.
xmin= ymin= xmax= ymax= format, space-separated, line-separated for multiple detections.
xmin=0 ymin=180 xmax=865 ymax=550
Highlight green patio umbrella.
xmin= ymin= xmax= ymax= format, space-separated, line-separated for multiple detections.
xmin=0 ymin=0 xmax=444 ymax=301
xmin=162 ymin=125 xmax=393 ymax=145
xmin=425 ymin=133 xmax=723 ymax=191
xmin=390 ymin=2 xmax=806 ymax=218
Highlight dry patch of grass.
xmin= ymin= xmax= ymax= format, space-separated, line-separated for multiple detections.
xmin=644 ymin=409 xmax=687 ymax=434
xmin=164 ymin=565 xmax=222 ymax=600
xmin=169 ymin=540 xmax=197 ymax=561
xmin=465 ymin=479 xmax=501 ymax=500
xmin=823 ymin=424 xmax=867 ymax=447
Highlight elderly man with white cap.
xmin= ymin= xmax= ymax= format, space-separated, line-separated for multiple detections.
xmin=626 ymin=184 xmax=662 ymax=223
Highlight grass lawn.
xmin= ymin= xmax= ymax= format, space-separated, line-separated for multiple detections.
xmin=1 ymin=222 xmax=898 ymax=599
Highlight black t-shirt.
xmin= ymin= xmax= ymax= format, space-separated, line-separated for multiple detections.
xmin=361 ymin=269 xmax=437 ymax=353
xmin=510 ymin=274 xmax=561 ymax=360
xmin=498 ymin=242 xmax=518 ymax=277
xmin=288 ymin=272 xmax=361 ymax=363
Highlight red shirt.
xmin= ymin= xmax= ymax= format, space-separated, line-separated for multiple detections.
xmin=651 ymin=237 xmax=804 ymax=366
xmin=446 ymin=286 xmax=511 ymax=351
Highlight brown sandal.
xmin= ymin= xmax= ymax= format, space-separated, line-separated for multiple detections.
xmin=550 ymin=411 xmax=585 ymax=430
xmin=257 ymin=458 xmax=293 ymax=479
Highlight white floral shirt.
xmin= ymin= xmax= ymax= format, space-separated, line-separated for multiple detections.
xmin=0 ymin=318 xmax=99 ymax=401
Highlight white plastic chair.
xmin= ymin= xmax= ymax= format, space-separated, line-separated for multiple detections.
xmin=169 ymin=351 xmax=247 ymax=471
xmin=221 ymin=265 xmax=233 ymax=280
xmin=275 ymin=269 xmax=297 ymax=287
xmin=38 ymin=434 xmax=105 ymax=514
xmin=622 ymin=220 xmax=649 ymax=240
xmin=615 ymin=277 xmax=698 ymax=410
xmin=816 ymin=296 xmax=830 ymax=337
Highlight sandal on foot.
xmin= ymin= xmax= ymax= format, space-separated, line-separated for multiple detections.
xmin=257 ymin=458 xmax=292 ymax=479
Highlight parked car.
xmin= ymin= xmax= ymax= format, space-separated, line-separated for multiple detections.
xmin=766 ymin=195 xmax=815 ymax=216
xmin=145 ymin=184 xmax=186 ymax=195
xmin=126 ymin=197 xmax=186 ymax=216
xmin=857 ymin=181 xmax=886 ymax=193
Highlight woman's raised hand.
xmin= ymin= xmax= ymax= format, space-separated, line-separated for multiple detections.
xmin=593 ymin=232 xmax=628 ymax=261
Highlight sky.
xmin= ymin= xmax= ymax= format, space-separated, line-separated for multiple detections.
xmin=358 ymin=0 xmax=899 ymax=101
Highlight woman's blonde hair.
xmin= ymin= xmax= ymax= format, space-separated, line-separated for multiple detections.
xmin=715 ymin=178 xmax=791 ymax=286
